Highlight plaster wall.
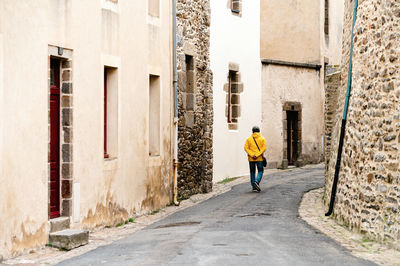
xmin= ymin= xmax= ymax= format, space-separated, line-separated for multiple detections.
xmin=260 ymin=0 xmax=321 ymax=64
xmin=326 ymin=0 xmax=344 ymax=65
xmin=0 ymin=0 xmax=173 ymax=259
xmin=261 ymin=65 xmax=324 ymax=167
xmin=210 ymin=0 xmax=261 ymax=181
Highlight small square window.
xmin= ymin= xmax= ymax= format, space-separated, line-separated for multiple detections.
xmin=149 ymin=75 xmax=161 ymax=156
xmin=104 ymin=67 xmax=118 ymax=159
xmin=231 ymin=0 xmax=241 ymax=14
xmin=148 ymin=0 xmax=160 ymax=18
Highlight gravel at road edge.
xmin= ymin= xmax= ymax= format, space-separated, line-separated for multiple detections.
xmin=299 ymin=188 xmax=400 ymax=266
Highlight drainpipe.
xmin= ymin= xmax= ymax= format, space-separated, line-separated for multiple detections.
xmin=325 ymin=0 xmax=359 ymax=216
xmin=172 ymin=0 xmax=180 ymax=206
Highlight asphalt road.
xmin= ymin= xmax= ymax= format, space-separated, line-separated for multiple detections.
xmin=59 ymin=166 xmax=376 ymax=266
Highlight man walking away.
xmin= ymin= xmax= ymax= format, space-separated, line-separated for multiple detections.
xmin=244 ymin=126 xmax=266 ymax=192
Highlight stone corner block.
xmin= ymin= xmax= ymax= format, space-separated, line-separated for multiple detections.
xmin=184 ymin=112 xmax=195 ymax=128
xmin=228 ymin=123 xmax=238 ymax=130
xmin=231 ymin=83 xmax=243 ymax=93
xmin=183 ymin=42 xmax=196 ymax=56
xmin=49 ymin=217 xmax=70 ymax=233
xmin=228 ymin=62 xmax=240 ymax=72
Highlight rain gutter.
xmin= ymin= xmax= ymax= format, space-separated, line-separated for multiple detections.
xmin=172 ymin=0 xmax=179 ymax=206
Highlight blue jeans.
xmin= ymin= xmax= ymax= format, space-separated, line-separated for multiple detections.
xmin=249 ymin=161 xmax=264 ymax=188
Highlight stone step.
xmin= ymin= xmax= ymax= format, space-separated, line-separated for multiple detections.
xmin=49 ymin=229 xmax=89 ymax=250
xmin=49 ymin=217 xmax=70 ymax=233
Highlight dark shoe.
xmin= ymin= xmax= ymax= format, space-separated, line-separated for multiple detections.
xmin=254 ymin=182 xmax=261 ymax=192
xmin=252 ymin=188 xmax=259 ymax=193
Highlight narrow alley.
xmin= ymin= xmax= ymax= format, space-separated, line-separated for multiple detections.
xmin=57 ymin=166 xmax=374 ymax=265
xmin=1 ymin=0 xmax=400 ymax=264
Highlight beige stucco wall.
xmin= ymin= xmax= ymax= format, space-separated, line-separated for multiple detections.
xmin=261 ymin=65 xmax=324 ymax=167
xmin=326 ymin=0 xmax=344 ymax=65
xmin=0 ymin=1 xmax=49 ymax=258
xmin=260 ymin=0 xmax=321 ymax=64
xmin=260 ymin=0 xmax=327 ymax=167
xmin=0 ymin=0 xmax=173 ymax=259
xmin=211 ymin=0 xmax=262 ymax=181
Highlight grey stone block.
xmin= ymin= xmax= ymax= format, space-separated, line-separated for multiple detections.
xmin=49 ymin=229 xmax=89 ymax=250
xmin=62 ymin=82 xmax=73 ymax=94
xmin=62 ymin=144 xmax=72 ymax=162
xmin=281 ymin=159 xmax=288 ymax=169
xmin=228 ymin=62 xmax=239 ymax=72
xmin=185 ymin=94 xmax=194 ymax=110
xmin=230 ymin=83 xmax=243 ymax=93
xmin=184 ymin=112 xmax=195 ymax=127
xmin=49 ymin=217 xmax=70 ymax=233
xmin=62 ymin=108 xmax=73 ymax=126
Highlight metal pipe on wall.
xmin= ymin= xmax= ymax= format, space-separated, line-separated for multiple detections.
xmin=325 ymin=0 xmax=359 ymax=216
xmin=172 ymin=0 xmax=179 ymax=206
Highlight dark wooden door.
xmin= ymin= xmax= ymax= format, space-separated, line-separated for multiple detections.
xmin=287 ymin=112 xmax=293 ymax=164
xmin=49 ymin=59 xmax=60 ymax=219
xmin=287 ymin=111 xmax=299 ymax=165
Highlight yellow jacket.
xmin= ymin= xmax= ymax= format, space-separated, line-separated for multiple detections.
xmin=244 ymin=133 xmax=267 ymax=162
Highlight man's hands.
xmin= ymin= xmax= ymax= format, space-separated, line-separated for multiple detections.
xmin=252 ymin=155 xmax=257 ymax=160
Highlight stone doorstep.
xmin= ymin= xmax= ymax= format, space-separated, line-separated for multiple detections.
xmin=49 ymin=217 xmax=70 ymax=233
xmin=49 ymin=229 xmax=89 ymax=251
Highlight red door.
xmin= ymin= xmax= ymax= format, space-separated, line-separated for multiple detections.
xmin=49 ymin=58 xmax=60 ymax=219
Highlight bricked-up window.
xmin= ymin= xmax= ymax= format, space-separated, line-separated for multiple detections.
xmin=149 ymin=75 xmax=160 ymax=156
xmin=225 ymin=65 xmax=243 ymax=130
xmin=325 ymin=0 xmax=329 ymax=41
xmin=231 ymin=0 xmax=241 ymax=15
xmin=104 ymin=67 xmax=118 ymax=159
xmin=148 ymin=0 xmax=160 ymax=17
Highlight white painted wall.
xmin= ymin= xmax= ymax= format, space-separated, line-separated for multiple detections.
xmin=211 ymin=0 xmax=261 ymax=182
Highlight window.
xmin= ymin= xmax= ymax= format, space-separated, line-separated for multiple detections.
xmin=104 ymin=67 xmax=118 ymax=159
xmin=325 ymin=0 xmax=329 ymax=42
xmin=104 ymin=69 xmax=108 ymax=158
xmin=181 ymin=55 xmax=196 ymax=127
xmin=227 ymin=71 xmax=234 ymax=123
xmin=185 ymin=55 xmax=195 ymax=110
xmin=148 ymin=0 xmax=160 ymax=18
xmin=225 ymin=63 xmax=243 ymax=130
xmin=231 ymin=0 xmax=241 ymax=15
xmin=149 ymin=75 xmax=160 ymax=156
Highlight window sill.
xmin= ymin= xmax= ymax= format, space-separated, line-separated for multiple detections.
xmin=102 ymin=0 xmax=119 ymax=13
xmin=147 ymin=15 xmax=161 ymax=27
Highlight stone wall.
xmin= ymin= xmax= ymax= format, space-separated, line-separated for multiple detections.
xmin=325 ymin=0 xmax=400 ymax=248
xmin=324 ymin=66 xmax=341 ymax=170
xmin=176 ymin=0 xmax=213 ymax=199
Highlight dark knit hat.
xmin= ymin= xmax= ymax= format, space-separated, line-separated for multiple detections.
xmin=252 ymin=126 xmax=260 ymax=133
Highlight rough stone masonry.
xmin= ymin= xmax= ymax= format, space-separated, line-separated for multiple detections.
xmin=325 ymin=0 xmax=400 ymax=249
xmin=176 ymin=0 xmax=213 ymax=199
